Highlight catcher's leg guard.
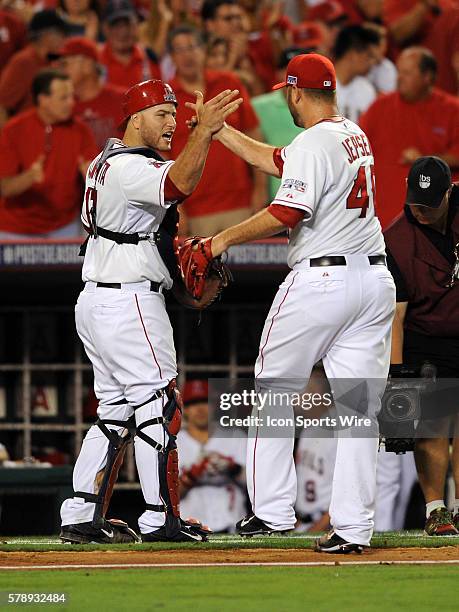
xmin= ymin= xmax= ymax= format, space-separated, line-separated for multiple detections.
xmin=73 ymin=411 xmax=136 ymax=527
xmin=135 ymin=381 xmax=183 ymax=538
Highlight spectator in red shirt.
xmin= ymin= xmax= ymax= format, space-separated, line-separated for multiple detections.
xmin=360 ymin=47 xmax=459 ymax=229
xmin=0 ymin=8 xmax=27 ymax=75
xmin=0 ymin=10 xmax=67 ymax=127
xmin=239 ymin=0 xmax=294 ymax=89
xmin=383 ymin=0 xmax=459 ymax=94
xmin=99 ymin=0 xmax=161 ymax=89
xmin=0 ymin=69 xmax=97 ymax=238
xmin=59 ymin=37 xmax=124 ymax=149
xmin=168 ymin=25 xmax=265 ymax=235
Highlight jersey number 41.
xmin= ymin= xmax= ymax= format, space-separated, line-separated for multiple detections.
xmin=346 ymin=164 xmax=376 ymax=219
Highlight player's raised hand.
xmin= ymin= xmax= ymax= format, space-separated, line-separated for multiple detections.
xmin=185 ymin=89 xmax=243 ymax=135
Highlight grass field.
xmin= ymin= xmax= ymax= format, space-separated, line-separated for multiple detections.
xmin=1 ymin=533 xmax=458 ymax=611
xmin=1 ymin=531 xmax=459 ymax=552
xmin=1 ymin=566 xmax=459 ymax=611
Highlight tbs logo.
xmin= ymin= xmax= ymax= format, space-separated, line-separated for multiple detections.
xmin=419 ymin=174 xmax=431 ymax=189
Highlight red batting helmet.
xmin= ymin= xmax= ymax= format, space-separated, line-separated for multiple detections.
xmin=121 ymin=79 xmax=178 ymax=128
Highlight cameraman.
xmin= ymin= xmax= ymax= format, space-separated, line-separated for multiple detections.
xmin=385 ymin=157 xmax=459 ymax=536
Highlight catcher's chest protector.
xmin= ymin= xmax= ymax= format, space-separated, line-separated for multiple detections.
xmin=80 ymin=138 xmax=179 ymax=279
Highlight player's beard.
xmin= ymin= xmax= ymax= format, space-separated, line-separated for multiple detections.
xmin=139 ymin=119 xmax=172 ymax=152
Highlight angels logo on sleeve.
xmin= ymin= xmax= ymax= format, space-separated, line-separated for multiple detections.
xmin=147 ymin=160 xmax=165 ymax=168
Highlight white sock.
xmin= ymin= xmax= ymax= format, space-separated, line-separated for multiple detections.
xmin=453 ymin=499 xmax=459 ymax=516
xmin=426 ymin=499 xmax=445 ymax=518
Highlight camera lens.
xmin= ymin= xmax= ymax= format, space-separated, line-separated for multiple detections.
xmin=387 ymin=392 xmax=413 ymax=421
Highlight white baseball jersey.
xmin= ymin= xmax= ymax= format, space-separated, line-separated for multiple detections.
xmin=336 ymin=77 xmax=377 ymax=124
xmin=81 ymin=141 xmax=177 ymax=286
xmin=295 ymin=434 xmax=337 ymax=522
xmin=177 ymin=427 xmax=247 ymax=532
xmin=272 ymin=118 xmax=385 ymax=268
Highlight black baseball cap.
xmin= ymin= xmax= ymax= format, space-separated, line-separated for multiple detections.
xmin=405 ymin=156 xmax=452 ymax=208
xmin=29 ymin=9 xmax=67 ymax=36
xmin=103 ymin=0 xmax=137 ymax=24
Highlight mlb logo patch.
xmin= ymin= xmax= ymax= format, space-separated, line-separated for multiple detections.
xmin=293 ymin=180 xmax=307 ymax=193
xmin=323 ymin=80 xmax=332 ymax=87
xmin=287 ymin=75 xmax=297 ymax=85
xmin=419 ymin=174 xmax=430 ymax=189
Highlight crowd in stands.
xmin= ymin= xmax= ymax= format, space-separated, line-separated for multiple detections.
xmin=0 ymin=0 xmax=457 ymax=237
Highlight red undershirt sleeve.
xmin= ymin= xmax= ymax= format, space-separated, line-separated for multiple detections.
xmin=164 ymin=174 xmax=188 ymax=202
xmin=272 ymin=147 xmax=284 ymax=176
xmin=268 ymin=203 xmax=305 ymax=229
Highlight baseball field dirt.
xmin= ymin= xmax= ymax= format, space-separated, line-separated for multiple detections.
xmin=1 ymin=545 xmax=459 ymax=568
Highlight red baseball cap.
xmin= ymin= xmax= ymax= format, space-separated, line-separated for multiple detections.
xmin=308 ymin=0 xmax=346 ymax=24
xmin=272 ymin=53 xmax=336 ymax=91
xmin=293 ymin=21 xmax=324 ymax=48
xmin=183 ymin=380 xmax=208 ymax=405
xmin=60 ymin=37 xmax=99 ymax=62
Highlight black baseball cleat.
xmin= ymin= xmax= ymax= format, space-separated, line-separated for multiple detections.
xmin=236 ymin=514 xmax=288 ymax=537
xmin=142 ymin=519 xmax=209 ymax=543
xmin=315 ymin=530 xmax=364 ymax=554
xmin=60 ymin=518 xmax=140 ymax=544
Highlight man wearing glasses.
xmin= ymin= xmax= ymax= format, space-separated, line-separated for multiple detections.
xmin=385 ymin=156 xmax=459 ymax=536
xmin=201 ymin=0 xmax=278 ymax=92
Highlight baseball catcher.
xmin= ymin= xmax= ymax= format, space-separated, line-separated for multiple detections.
xmin=59 ymin=78 xmax=242 ymax=544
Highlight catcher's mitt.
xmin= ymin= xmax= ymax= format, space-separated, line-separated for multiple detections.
xmin=175 ymin=236 xmax=232 ymax=309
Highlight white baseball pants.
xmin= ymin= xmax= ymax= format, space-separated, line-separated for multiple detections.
xmin=246 ymin=255 xmax=395 ymax=544
xmin=60 ymin=281 xmax=177 ymax=534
